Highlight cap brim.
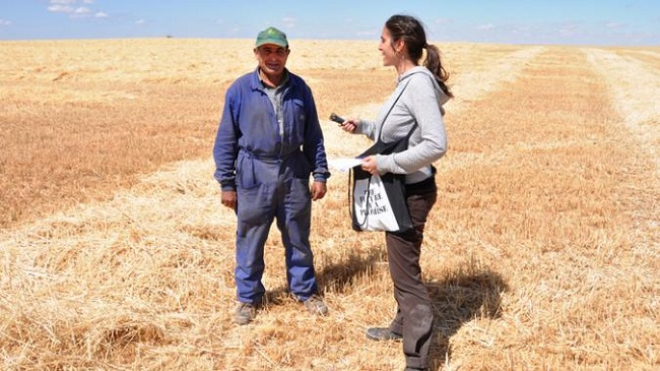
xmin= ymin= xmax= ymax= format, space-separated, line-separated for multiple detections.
xmin=255 ymin=38 xmax=288 ymax=48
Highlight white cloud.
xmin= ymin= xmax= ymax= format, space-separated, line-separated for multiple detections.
xmin=477 ymin=23 xmax=495 ymax=31
xmin=0 ymin=19 xmax=11 ymax=26
xmin=510 ymin=25 xmax=531 ymax=35
xmin=49 ymin=0 xmax=95 ymax=3
xmin=604 ymin=21 xmax=625 ymax=29
xmin=282 ymin=17 xmax=296 ymax=29
xmin=47 ymin=0 xmax=108 ymax=19
xmin=559 ymin=22 xmax=580 ymax=37
xmin=48 ymin=5 xmax=75 ymax=13
xmin=135 ymin=19 xmax=146 ymax=25
xmin=356 ymin=30 xmax=378 ymax=37
xmin=434 ymin=18 xmax=453 ymax=25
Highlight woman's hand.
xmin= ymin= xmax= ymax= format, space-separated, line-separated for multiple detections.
xmin=339 ymin=118 xmax=359 ymax=133
xmin=361 ymin=155 xmax=378 ymax=175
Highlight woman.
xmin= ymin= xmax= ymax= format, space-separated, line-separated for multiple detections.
xmin=339 ymin=15 xmax=452 ymax=371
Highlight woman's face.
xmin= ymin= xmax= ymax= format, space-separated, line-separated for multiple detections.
xmin=378 ymin=27 xmax=397 ymax=67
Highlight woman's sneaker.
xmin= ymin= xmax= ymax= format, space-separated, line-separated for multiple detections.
xmin=366 ymin=327 xmax=403 ymax=341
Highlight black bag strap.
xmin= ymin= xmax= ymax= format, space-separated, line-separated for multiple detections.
xmin=377 ymin=76 xmax=415 ymax=143
xmin=348 ymin=76 xmax=418 ymax=227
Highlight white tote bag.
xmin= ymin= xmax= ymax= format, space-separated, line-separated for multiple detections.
xmin=352 ymin=173 xmax=401 ymax=232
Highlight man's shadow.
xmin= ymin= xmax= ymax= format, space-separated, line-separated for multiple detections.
xmin=427 ymin=264 xmax=509 ymax=370
xmin=264 ymin=246 xmax=386 ymax=305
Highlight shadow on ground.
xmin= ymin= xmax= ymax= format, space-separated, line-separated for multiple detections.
xmin=427 ymin=265 xmax=509 ymax=370
xmin=262 ymin=248 xmax=508 ymax=371
xmin=264 ymin=245 xmax=386 ymax=305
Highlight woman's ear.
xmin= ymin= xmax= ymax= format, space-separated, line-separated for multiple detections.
xmin=395 ymin=39 xmax=405 ymax=54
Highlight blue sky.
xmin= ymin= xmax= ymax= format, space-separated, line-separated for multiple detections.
xmin=0 ymin=0 xmax=658 ymax=46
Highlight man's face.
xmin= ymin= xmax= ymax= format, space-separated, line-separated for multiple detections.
xmin=254 ymin=44 xmax=290 ymax=77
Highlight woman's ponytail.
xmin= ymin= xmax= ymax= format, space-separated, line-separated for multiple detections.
xmin=424 ymin=44 xmax=453 ymax=98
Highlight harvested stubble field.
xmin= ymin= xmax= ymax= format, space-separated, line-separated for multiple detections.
xmin=0 ymin=38 xmax=658 ymax=370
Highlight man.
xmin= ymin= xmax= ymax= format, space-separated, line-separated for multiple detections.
xmin=213 ymin=26 xmax=331 ymax=325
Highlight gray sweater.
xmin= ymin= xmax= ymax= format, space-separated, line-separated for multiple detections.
xmin=355 ymin=66 xmax=449 ymax=184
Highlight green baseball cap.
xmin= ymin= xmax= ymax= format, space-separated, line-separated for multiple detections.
xmin=255 ymin=27 xmax=288 ymax=48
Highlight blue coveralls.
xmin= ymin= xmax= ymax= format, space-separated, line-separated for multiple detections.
xmin=213 ymin=68 xmax=330 ymax=305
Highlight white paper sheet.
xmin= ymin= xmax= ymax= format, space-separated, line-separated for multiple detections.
xmin=328 ymin=157 xmax=362 ymax=172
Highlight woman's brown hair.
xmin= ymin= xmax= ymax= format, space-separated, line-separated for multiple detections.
xmin=385 ymin=14 xmax=453 ymax=98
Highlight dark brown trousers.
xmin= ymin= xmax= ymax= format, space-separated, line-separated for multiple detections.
xmin=385 ymin=181 xmax=437 ymax=370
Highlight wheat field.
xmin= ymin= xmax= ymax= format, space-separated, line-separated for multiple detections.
xmin=0 ymin=39 xmax=658 ymax=370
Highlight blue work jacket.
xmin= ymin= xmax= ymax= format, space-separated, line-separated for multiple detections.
xmin=213 ymin=68 xmax=330 ymax=191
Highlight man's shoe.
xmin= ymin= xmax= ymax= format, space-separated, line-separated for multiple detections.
xmin=366 ymin=327 xmax=403 ymax=341
xmin=234 ymin=302 xmax=257 ymax=325
xmin=303 ymin=295 xmax=328 ymax=315
xmin=404 ymin=368 xmax=429 ymax=371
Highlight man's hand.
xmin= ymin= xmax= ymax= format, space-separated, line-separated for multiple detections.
xmin=311 ymin=181 xmax=327 ymax=201
xmin=221 ymin=190 xmax=237 ymax=210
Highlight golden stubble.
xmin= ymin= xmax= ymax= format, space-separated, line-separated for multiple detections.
xmin=0 ymin=39 xmax=658 ymax=370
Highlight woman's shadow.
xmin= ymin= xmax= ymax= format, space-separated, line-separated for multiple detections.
xmin=263 ymin=249 xmax=507 ymax=371
xmin=426 ymin=262 xmax=509 ymax=370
